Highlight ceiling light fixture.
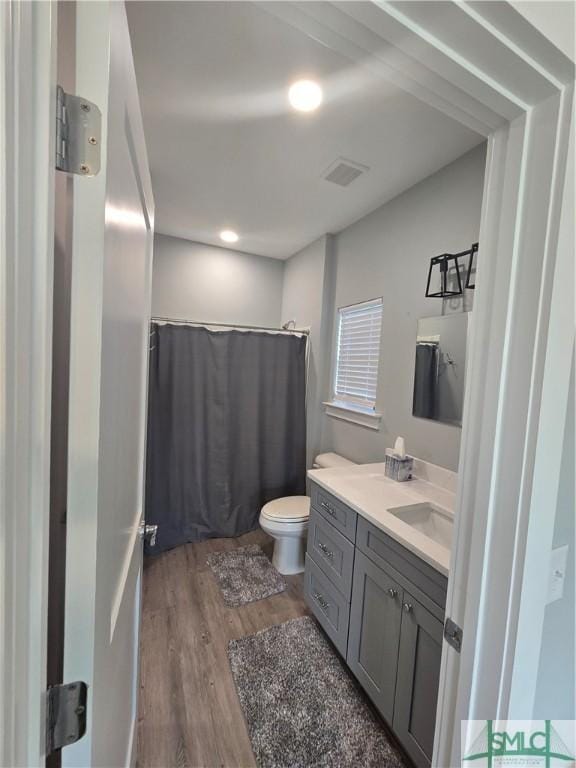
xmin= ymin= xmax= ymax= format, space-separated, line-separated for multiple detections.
xmin=288 ymin=79 xmax=323 ymax=112
xmin=220 ymin=229 xmax=239 ymax=244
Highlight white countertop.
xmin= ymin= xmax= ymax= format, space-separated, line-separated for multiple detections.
xmin=307 ymin=462 xmax=455 ymax=576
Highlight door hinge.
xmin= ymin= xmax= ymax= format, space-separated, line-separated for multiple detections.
xmin=55 ymin=85 xmax=101 ymax=176
xmin=139 ymin=521 xmax=158 ymax=547
xmin=444 ymin=617 xmax=463 ymax=652
xmin=46 ymin=681 xmax=88 ymax=755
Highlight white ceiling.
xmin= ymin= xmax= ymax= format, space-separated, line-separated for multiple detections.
xmin=127 ymin=2 xmax=484 ymax=259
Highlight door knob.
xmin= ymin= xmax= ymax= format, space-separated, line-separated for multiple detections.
xmin=403 ymin=602 xmax=413 ymax=613
xmin=387 ymin=588 xmax=398 ymax=598
xmin=139 ymin=522 xmax=158 ymax=547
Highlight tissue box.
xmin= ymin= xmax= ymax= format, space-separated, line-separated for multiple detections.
xmin=385 ymin=453 xmax=413 ymax=482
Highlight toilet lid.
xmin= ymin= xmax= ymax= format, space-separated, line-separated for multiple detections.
xmin=261 ymin=496 xmax=310 ymax=522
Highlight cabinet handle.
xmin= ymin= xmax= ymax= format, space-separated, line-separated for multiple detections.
xmin=387 ymin=588 xmax=398 ymax=598
xmin=403 ymin=602 xmax=413 ymax=613
xmin=318 ymin=542 xmax=334 ymax=559
xmin=321 ymin=501 xmax=336 ymax=518
xmin=313 ymin=591 xmax=330 ymax=611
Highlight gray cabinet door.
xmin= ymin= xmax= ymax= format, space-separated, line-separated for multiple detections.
xmin=347 ymin=550 xmax=402 ymax=723
xmin=393 ymin=592 xmax=444 ymax=767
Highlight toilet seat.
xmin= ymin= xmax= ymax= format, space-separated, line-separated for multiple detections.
xmin=261 ymin=496 xmax=309 ymax=523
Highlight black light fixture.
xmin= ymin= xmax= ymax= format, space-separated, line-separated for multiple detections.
xmin=425 ymin=242 xmax=479 ymax=298
xmin=425 ymin=253 xmax=463 ymax=298
xmin=465 ymin=242 xmax=479 ymax=289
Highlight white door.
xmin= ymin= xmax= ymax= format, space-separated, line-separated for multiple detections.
xmin=61 ymin=2 xmax=154 ymax=766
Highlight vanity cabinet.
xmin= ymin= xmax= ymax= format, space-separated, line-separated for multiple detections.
xmin=305 ymin=481 xmax=448 ymax=768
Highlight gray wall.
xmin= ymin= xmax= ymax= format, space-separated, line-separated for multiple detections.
xmin=152 ymin=233 xmax=284 ymax=327
xmin=319 ymin=144 xmax=486 ymax=471
xmin=281 ymin=236 xmax=334 ymax=467
xmin=153 ymin=145 xmax=485 ymax=472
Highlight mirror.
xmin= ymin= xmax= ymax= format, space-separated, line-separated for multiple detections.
xmin=412 ymin=313 xmax=468 ymax=426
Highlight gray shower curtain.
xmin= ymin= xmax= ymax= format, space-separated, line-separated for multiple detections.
xmin=145 ymin=323 xmax=307 ymax=553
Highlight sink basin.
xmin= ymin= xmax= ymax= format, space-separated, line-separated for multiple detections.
xmin=388 ymin=502 xmax=453 ymax=549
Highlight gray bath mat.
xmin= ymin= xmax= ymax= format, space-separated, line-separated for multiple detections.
xmin=207 ymin=544 xmax=287 ymax=607
xmin=228 ymin=616 xmax=407 ymax=768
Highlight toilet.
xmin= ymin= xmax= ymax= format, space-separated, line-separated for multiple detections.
xmin=259 ymin=453 xmax=355 ymax=575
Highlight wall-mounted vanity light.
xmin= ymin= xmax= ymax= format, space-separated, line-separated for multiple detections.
xmin=425 ymin=242 xmax=479 ymax=298
xmin=465 ymin=242 xmax=479 ymax=289
xmin=425 ymin=253 xmax=463 ymax=298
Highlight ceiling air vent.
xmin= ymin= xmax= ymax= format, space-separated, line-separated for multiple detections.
xmin=322 ymin=157 xmax=369 ymax=187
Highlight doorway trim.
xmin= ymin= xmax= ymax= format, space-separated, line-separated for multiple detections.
xmin=262 ymin=2 xmax=574 ymax=764
xmin=0 ymin=1 xmax=57 ymax=765
xmin=2 ymin=1 xmax=574 ymax=765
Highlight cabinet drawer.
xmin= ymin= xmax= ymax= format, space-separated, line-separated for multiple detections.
xmin=304 ymin=554 xmax=350 ymax=657
xmin=307 ymin=508 xmax=355 ymax=600
xmin=357 ymin=517 xmax=447 ymax=611
xmin=311 ymin=483 xmax=357 ymax=543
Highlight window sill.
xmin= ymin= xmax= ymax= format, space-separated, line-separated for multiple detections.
xmin=323 ymin=401 xmax=382 ymax=431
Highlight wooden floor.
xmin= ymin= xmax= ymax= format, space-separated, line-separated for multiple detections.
xmin=137 ymin=529 xmax=310 ymax=768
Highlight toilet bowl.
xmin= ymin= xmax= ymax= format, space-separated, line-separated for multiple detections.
xmin=259 ymin=453 xmax=356 ymax=575
xmin=259 ymin=496 xmax=310 ymax=575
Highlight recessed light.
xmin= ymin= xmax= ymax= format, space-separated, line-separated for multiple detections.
xmin=220 ymin=229 xmax=239 ymax=244
xmin=288 ymin=79 xmax=323 ymax=112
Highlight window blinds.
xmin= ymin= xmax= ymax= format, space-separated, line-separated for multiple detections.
xmin=334 ymin=298 xmax=383 ymax=410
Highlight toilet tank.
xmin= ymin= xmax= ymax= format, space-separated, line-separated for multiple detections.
xmin=312 ymin=452 xmax=356 ymax=469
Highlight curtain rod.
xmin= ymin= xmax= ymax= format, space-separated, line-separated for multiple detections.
xmin=150 ymin=316 xmax=310 ymax=335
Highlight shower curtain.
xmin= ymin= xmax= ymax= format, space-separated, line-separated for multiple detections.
xmin=145 ymin=323 xmax=307 ymax=553
xmin=413 ymin=342 xmax=439 ymax=420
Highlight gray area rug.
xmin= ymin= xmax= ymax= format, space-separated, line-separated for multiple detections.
xmin=207 ymin=544 xmax=287 ymax=607
xmin=228 ymin=616 xmax=408 ymax=768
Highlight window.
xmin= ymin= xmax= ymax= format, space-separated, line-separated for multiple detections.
xmin=332 ymin=297 xmax=383 ymax=413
